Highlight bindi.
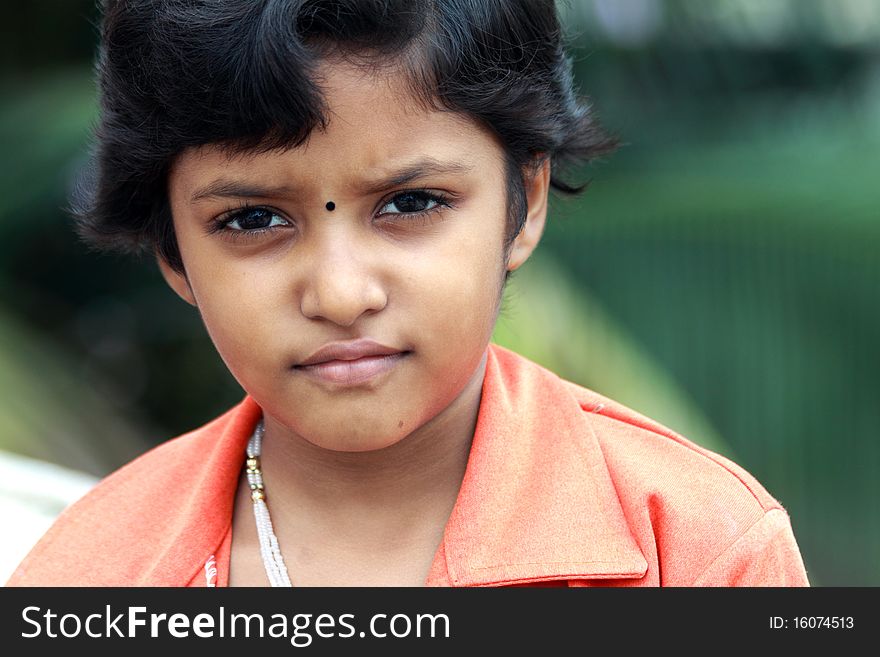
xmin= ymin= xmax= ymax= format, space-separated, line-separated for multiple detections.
xmin=325 ymin=201 xmax=335 ymax=211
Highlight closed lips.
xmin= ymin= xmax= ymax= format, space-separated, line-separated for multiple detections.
xmin=296 ymin=340 xmax=407 ymax=367
xmin=293 ymin=339 xmax=410 ymax=385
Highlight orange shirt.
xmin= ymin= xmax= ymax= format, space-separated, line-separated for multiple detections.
xmin=7 ymin=344 xmax=808 ymax=587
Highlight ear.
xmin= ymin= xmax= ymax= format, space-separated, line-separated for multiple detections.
xmin=156 ymin=255 xmax=197 ymax=307
xmin=506 ymin=157 xmax=550 ymax=272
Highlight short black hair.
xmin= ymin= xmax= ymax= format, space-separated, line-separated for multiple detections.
xmin=75 ymin=0 xmax=616 ymax=273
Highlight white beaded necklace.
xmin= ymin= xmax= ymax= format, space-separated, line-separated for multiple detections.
xmin=246 ymin=419 xmax=293 ymax=587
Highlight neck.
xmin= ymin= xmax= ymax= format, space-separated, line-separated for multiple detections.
xmin=258 ymin=352 xmax=486 ymax=530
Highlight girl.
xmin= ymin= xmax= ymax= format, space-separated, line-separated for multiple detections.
xmin=8 ymin=0 xmax=808 ymax=587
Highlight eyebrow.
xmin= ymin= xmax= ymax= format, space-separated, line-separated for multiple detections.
xmin=190 ymin=181 xmax=297 ymax=204
xmin=357 ymin=158 xmax=475 ymax=195
xmin=189 ymin=157 xmax=475 ymax=204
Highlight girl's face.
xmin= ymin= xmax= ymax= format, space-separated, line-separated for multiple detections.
xmin=162 ymin=62 xmax=547 ymax=451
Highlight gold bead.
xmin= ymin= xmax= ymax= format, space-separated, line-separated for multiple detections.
xmin=251 ymin=489 xmax=265 ymax=502
xmin=249 ymin=482 xmax=264 ymax=490
xmin=246 ymin=457 xmax=259 ymax=471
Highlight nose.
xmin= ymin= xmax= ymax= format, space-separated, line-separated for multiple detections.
xmin=299 ymin=235 xmax=388 ymax=327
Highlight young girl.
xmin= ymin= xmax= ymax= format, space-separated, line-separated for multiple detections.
xmin=8 ymin=0 xmax=807 ymax=587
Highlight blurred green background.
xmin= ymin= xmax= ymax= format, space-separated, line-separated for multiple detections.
xmin=1 ymin=0 xmax=878 ymax=585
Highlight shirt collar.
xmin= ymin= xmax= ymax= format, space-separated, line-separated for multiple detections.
xmin=431 ymin=344 xmax=647 ymax=586
xmin=138 ymin=396 xmax=260 ymax=586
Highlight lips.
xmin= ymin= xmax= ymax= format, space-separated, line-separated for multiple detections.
xmin=294 ymin=339 xmax=409 ymax=385
xmin=298 ymin=339 xmax=404 ymax=366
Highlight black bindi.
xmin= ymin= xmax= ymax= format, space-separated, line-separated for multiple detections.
xmin=325 ymin=201 xmax=335 ymax=211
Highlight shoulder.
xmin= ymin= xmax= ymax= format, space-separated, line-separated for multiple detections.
xmin=489 ymin=345 xmax=807 ymax=585
xmin=492 ymin=344 xmax=779 ymax=509
xmin=559 ymin=377 xmax=807 ymax=585
xmin=48 ymin=407 xmax=233 ymax=513
xmin=6 ymin=401 xmax=251 ymax=586
xmin=562 ymin=378 xmax=781 ymax=509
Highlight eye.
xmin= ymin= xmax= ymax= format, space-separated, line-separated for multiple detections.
xmin=223 ymin=207 xmax=288 ymax=231
xmin=377 ymin=191 xmax=445 ymax=216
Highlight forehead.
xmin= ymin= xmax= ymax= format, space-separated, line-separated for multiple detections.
xmin=170 ymin=60 xmax=505 ymax=193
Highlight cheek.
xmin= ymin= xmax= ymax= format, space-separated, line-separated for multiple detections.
xmin=184 ymin=256 xmax=290 ymax=380
xmin=409 ymin=232 xmax=505 ymax=354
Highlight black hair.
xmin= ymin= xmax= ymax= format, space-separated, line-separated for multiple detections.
xmin=75 ymin=0 xmax=616 ymax=273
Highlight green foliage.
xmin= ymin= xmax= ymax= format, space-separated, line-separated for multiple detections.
xmin=0 ymin=308 xmax=149 ymax=476
xmin=0 ymin=71 xmax=96 ymax=229
xmin=0 ymin=72 xmax=151 ymax=475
